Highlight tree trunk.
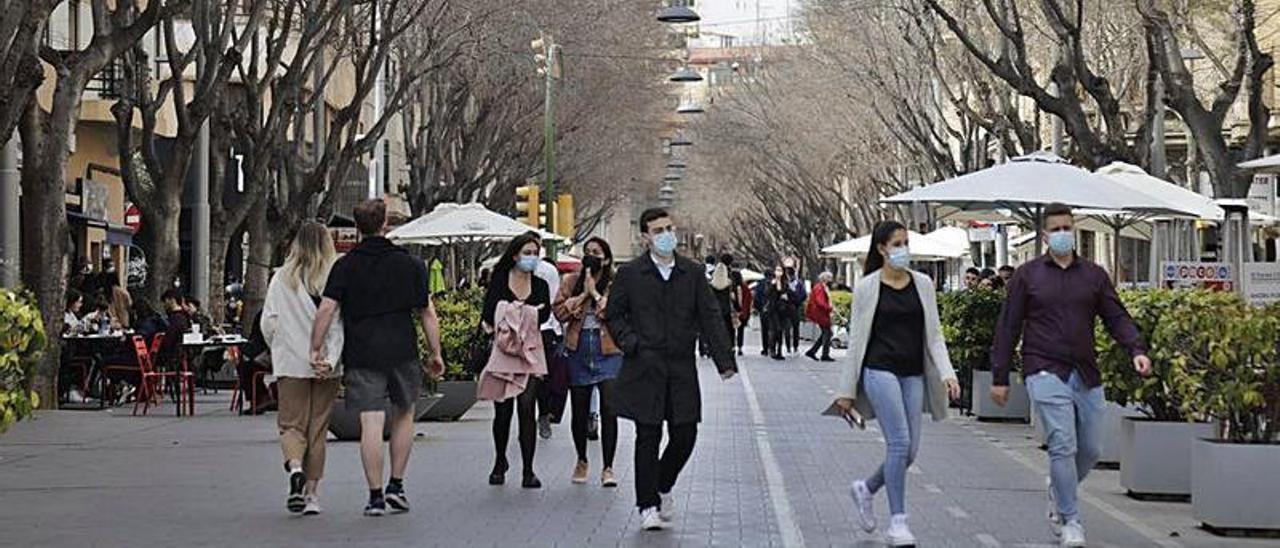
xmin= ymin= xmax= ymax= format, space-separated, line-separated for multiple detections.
xmin=241 ymin=195 xmax=270 ymax=326
xmin=207 ymin=231 xmax=231 ymax=325
xmin=138 ymin=180 xmax=183 ymax=305
xmin=19 ymin=85 xmax=80 ymax=408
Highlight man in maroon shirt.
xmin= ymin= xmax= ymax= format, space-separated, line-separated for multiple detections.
xmin=991 ymin=203 xmax=1152 ymax=547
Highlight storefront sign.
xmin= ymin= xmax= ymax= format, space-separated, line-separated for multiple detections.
xmin=1242 ymin=263 xmax=1280 ymax=305
xmin=1248 ymin=174 xmax=1277 ymax=218
xmin=81 ymin=179 xmax=109 ymax=221
xmin=1161 ymin=261 xmax=1233 ymax=291
xmin=331 ymin=227 xmax=358 ymax=253
xmin=968 ymin=221 xmax=995 ymax=242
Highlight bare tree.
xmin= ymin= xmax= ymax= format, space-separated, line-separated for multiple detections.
xmin=20 ymin=0 xmax=189 ymax=406
xmin=112 ymin=0 xmax=265 ymax=305
xmin=0 ymin=1 xmax=59 ymax=146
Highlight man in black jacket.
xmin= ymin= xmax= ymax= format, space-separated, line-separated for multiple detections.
xmin=606 ymin=208 xmax=738 ymax=531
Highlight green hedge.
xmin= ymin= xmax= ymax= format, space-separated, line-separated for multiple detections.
xmin=1098 ymin=289 xmax=1280 ymax=442
xmin=0 ymin=290 xmax=44 ymax=433
xmin=830 ymin=290 xmax=852 ymax=330
xmin=433 ymin=287 xmax=484 ymax=381
xmin=938 ymin=288 xmax=1005 ymax=373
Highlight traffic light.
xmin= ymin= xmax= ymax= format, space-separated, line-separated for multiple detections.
xmin=515 ymin=185 xmax=540 ymax=228
xmin=554 ymin=193 xmax=574 ymax=238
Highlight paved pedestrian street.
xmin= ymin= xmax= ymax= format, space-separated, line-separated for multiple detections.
xmin=1 ymin=347 xmax=1275 ymax=548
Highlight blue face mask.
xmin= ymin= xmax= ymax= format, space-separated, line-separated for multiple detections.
xmin=517 ymin=256 xmax=540 ymax=273
xmin=888 ymin=246 xmax=911 ymax=270
xmin=1048 ymin=231 xmax=1075 ymax=257
xmin=652 ymin=231 xmax=678 ymax=257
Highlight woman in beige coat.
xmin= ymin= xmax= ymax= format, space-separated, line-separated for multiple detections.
xmin=262 ymin=222 xmax=344 ymax=515
xmin=831 ymin=220 xmax=960 ymax=546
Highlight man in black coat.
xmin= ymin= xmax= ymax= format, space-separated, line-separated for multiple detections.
xmin=606 ymin=207 xmax=738 ymax=531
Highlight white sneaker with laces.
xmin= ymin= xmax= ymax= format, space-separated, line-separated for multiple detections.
xmin=849 ymin=480 xmax=877 ymax=533
xmin=1060 ymin=520 xmax=1086 ymax=547
xmin=659 ymin=491 xmax=675 ymax=521
xmin=640 ymin=507 xmax=666 ymax=531
xmin=1047 ymin=477 xmax=1062 ymax=537
xmin=884 ymin=514 xmax=916 ymax=547
xmin=302 ymin=495 xmax=322 ymax=516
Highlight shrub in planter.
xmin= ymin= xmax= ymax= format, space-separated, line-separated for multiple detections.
xmin=939 ymin=288 xmax=1008 ymax=412
xmin=419 ymin=288 xmax=483 ymax=421
xmin=1099 ymin=289 xmax=1234 ymax=496
xmin=0 ymin=290 xmax=45 ymax=434
xmin=1175 ymin=300 xmax=1280 ymax=531
xmin=829 ymin=290 xmax=852 ymax=330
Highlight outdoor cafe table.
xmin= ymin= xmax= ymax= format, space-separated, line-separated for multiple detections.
xmin=177 ymin=336 xmax=250 ymax=416
xmin=61 ymin=332 xmax=132 ymax=409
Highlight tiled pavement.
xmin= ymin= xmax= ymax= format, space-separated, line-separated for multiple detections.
xmin=1 ymin=342 xmax=1277 ymax=547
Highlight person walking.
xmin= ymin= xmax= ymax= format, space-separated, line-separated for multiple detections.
xmin=991 ymin=203 xmax=1151 ymax=547
xmin=311 ymin=199 xmax=444 ymax=517
xmin=753 ymin=274 xmax=771 ymax=356
xmin=765 ymin=266 xmax=789 ymax=360
xmin=553 ymin=237 xmax=622 ymax=488
xmin=832 ymin=220 xmax=961 ymax=546
xmin=533 ymin=257 xmax=565 ymax=440
xmin=606 ymin=208 xmax=738 ymax=531
xmin=262 ymin=222 xmax=345 ymax=515
xmin=784 ymin=265 xmax=807 ymax=354
xmin=709 ymin=262 xmax=736 ymax=349
xmin=480 ymin=231 xmax=551 ymax=489
xmin=805 ymin=271 xmax=835 ymax=362
xmin=732 ymin=269 xmax=752 ymax=356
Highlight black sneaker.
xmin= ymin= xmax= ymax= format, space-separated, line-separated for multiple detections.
xmin=538 ymin=414 xmax=553 ymax=440
xmin=587 ymin=413 xmax=600 ymax=441
xmin=364 ymin=495 xmax=386 ymax=517
xmin=286 ymin=470 xmax=306 ymax=513
xmin=385 ymin=484 xmax=410 ymax=513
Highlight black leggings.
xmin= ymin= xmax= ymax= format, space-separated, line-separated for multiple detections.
xmin=493 ymin=377 xmax=539 ymax=474
xmin=570 ymin=380 xmax=617 ymax=468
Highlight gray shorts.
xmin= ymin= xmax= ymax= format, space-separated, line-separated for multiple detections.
xmin=344 ymin=361 xmax=422 ymax=414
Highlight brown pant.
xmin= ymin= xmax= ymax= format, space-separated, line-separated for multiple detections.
xmin=276 ymin=377 xmax=340 ymax=481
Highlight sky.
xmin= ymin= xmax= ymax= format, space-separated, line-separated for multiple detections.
xmin=695 ymin=0 xmax=797 ymax=46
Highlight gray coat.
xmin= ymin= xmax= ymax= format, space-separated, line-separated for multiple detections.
xmin=606 ymin=254 xmax=737 ymax=425
xmin=835 ymin=269 xmax=958 ymax=422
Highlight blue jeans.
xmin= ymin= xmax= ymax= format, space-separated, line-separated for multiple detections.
xmin=862 ymin=368 xmax=924 ymax=515
xmin=1026 ymin=370 xmax=1104 ymax=524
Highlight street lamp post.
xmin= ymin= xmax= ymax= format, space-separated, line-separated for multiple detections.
xmin=532 ymin=34 xmax=562 ymax=258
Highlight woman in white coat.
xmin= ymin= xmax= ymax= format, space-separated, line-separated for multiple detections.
xmin=262 ymin=222 xmax=344 ymax=515
xmin=832 ymin=220 xmax=961 ymax=546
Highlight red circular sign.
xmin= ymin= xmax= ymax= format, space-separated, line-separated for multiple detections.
xmin=125 ymin=204 xmax=142 ymax=233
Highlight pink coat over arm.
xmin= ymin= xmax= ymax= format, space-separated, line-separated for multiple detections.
xmin=476 ymin=300 xmax=548 ymax=402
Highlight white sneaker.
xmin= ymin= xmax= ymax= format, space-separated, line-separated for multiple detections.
xmin=640 ymin=507 xmax=666 ymax=531
xmin=659 ymin=491 xmax=675 ymax=521
xmin=849 ymin=480 xmax=877 ymax=533
xmin=1060 ymin=520 xmax=1086 ymax=547
xmin=302 ymin=495 xmax=322 ymax=516
xmin=1047 ymin=477 xmax=1062 ymax=537
xmin=884 ymin=514 xmax=916 ymax=546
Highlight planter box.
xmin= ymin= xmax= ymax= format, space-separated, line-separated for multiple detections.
xmin=972 ymin=369 xmax=1030 ymax=422
xmin=328 ymin=394 xmax=443 ymax=441
xmin=421 ymin=380 xmax=478 ymax=421
xmin=1120 ymin=418 xmax=1215 ymax=498
xmin=1192 ymin=438 xmax=1280 ymax=532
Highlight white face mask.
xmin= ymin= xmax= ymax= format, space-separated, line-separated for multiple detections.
xmin=887 ymin=246 xmax=911 ymax=270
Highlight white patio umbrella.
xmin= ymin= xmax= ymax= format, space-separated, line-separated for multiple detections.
xmin=883 ymin=152 xmax=1200 ymax=258
xmin=739 ymin=268 xmax=765 ymax=283
xmin=1238 ymin=154 xmax=1280 ymax=171
xmin=822 ymin=230 xmax=966 ymax=261
xmin=388 ymin=202 xmax=563 ymax=245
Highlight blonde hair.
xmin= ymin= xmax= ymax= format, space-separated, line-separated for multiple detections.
xmin=281 ymin=222 xmax=336 ymax=296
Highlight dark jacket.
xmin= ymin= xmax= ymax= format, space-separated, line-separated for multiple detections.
xmin=605 ymin=254 xmax=737 ymax=425
xmin=323 ymin=236 xmax=430 ymax=371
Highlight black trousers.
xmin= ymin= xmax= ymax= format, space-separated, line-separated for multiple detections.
xmin=787 ymin=310 xmax=801 ymax=352
xmin=735 ymin=320 xmax=747 ymax=351
xmin=807 ymin=325 xmax=833 ymax=358
xmin=493 ymin=377 xmax=539 ymax=474
xmin=758 ymin=312 xmax=771 ymax=354
xmin=634 ymin=421 xmax=698 ymax=510
xmin=767 ymin=313 xmax=790 ymax=356
xmin=571 ymin=380 xmax=617 ymax=468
